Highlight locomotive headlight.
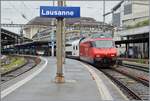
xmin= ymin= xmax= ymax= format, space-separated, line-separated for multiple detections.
xmin=110 ymin=54 xmax=116 ymax=57
xmin=111 ymin=54 xmax=115 ymax=57
xmin=95 ymin=55 xmax=102 ymax=61
xmin=96 ymin=54 xmax=101 ymax=58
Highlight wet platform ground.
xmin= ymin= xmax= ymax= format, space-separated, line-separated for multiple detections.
xmin=1 ymin=57 xmax=128 ymax=101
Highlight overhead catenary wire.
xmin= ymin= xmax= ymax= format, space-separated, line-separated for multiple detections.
xmin=22 ymin=1 xmax=36 ymax=19
xmin=8 ymin=2 xmax=29 ymax=21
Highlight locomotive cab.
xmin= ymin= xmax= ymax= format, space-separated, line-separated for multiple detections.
xmin=79 ymin=37 xmax=117 ymax=67
xmin=91 ymin=39 xmax=117 ymax=66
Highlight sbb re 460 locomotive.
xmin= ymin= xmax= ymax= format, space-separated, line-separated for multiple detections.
xmin=65 ymin=34 xmax=117 ymax=67
xmin=79 ymin=37 xmax=117 ymax=67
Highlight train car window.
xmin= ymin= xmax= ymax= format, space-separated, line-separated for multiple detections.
xmin=66 ymin=44 xmax=72 ymax=47
xmin=76 ymin=46 xmax=78 ymax=50
xmin=80 ymin=37 xmax=90 ymax=43
xmin=92 ymin=40 xmax=113 ymax=48
xmin=73 ymin=46 xmax=75 ymax=50
xmin=90 ymin=33 xmax=112 ymax=38
xmin=80 ymin=39 xmax=85 ymax=43
xmin=91 ymin=42 xmax=96 ymax=47
xmin=80 ymin=37 xmax=85 ymax=43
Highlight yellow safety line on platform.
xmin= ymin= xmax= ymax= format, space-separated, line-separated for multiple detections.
xmin=80 ymin=62 xmax=113 ymax=100
xmin=1 ymin=57 xmax=48 ymax=99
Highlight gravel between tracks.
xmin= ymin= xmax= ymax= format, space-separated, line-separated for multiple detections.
xmin=1 ymin=57 xmax=38 ymax=84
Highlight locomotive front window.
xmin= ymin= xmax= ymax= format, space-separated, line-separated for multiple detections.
xmin=92 ymin=40 xmax=114 ymax=48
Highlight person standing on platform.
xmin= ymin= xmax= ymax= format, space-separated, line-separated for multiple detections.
xmin=128 ymin=47 xmax=134 ymax=58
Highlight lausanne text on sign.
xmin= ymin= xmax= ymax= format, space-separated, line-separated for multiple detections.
xmin=40 ymin=6 xmax=80 ymax=18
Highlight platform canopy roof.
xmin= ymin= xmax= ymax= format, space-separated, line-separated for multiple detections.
xmin=1 ymin=28 xmax=32 ymax=46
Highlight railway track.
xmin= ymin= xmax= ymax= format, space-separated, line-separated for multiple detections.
xmin=1 ymin=57 xmax=38 ymax=84
xmin=121 ymin=63 xmax=149 ymax=73
xmin=78 ymin=58 xmax=149 ymax=100
xmin=100 ymin=68 xmax=149 ymax=100
xmin=82 ymin=61 xmax=150 ymax=101
xmin=112 ymin=67 xmax=149 ymax=87
xmin=78 ymin=59 xmax=149 ymax=100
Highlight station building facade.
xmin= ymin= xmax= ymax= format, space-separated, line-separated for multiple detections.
xmin=22 ymin=17 xmax=113 ymax=56
xmin=24 ymin=17 xmax=103 ymax=39
xmin=24 ymin=16 xmax=113 ymax=41
xmin=112 ymin=0 xmax=149 ymax=59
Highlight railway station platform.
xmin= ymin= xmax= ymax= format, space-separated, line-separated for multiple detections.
xmin=1 ymin=57 xmax=128 ymax=101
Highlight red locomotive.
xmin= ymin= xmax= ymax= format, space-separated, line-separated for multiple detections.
xmin=79 ymin=36 xmax=117 ymax=67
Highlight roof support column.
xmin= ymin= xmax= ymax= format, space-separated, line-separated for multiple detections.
xmin=55 ymin=0 xmax=65 ymax=83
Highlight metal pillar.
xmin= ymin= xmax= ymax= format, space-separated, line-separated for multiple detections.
xmin=55 ymin=1 xmax=65 ymax=83
xmin=148 ymin=42 xmax=149 ymax=59
xmin=126 ymin=36 xmax=129 ymax=58
xmin=103 ymin=0 xmax=105 ymax=32
xmin=63 ymin=0 xmax=66 ymax=64
xmin=51 ymin=0 xmax=55 ymax=57
xmin=51 ymin=40 xmax=54 ymax=56
xmin=112 ymin=27 xmax=115 ymax=38
xmin=62 ymin=20 xmax=66 ymax=64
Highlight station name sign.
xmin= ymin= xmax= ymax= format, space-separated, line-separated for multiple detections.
xmin=40 ymin=6 xmax=80 ymax=18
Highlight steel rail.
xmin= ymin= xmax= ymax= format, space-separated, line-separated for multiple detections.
xmin=113 ymin=67 xmax=149 ymax=87
xmin=101 ymin=69 xmax=142 ymax=100
xmin=1 ymin=58 xmax=29 ymax=76
xmin=121 ymin=63 xmax=149 ymax=73
xmin=1 ymin=57 xmax=38 ymax=84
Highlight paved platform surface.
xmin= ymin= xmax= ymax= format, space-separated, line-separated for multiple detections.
xmin=1 ymin=57 xmax=128 ymax=101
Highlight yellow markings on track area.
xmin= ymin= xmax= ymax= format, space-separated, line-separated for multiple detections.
xmin=1 ymin=57 xmax=48 ymax=99
xmin=80 ymin=62 xmax=113 ymax=100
